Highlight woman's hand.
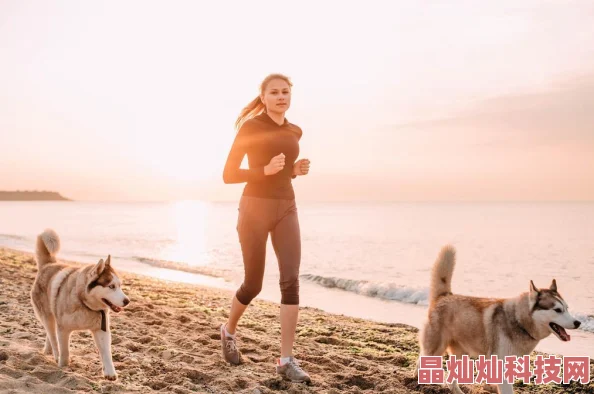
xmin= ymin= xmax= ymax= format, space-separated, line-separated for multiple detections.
xmin=292 ymin=158 xmax=310 ymax=176
xmin=264 ymin=153 xmax=285 ymax=176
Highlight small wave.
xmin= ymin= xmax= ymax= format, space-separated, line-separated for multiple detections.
xmin=0 ymin=233 xmax=29 ymax=242
xmin=574 ymin=313 xmax=594 ymax=334
xmin=132 ymin=256 xmax=229 ymax=279
xmin=301 ymin=274 xmax=429 ymax=306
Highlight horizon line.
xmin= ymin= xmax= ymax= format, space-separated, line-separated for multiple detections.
xmin=5 ymin=199 xmax=592 ymax=204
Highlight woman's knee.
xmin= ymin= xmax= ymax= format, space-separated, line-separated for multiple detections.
xmin=236 ymin=281 xmax=263 ymax=305
xmin=280 ymin=276 xmax=300 ymax=305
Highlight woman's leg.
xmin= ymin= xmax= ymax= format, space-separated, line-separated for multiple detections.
xmin=271 ymin=200 xmax=301 ymax=358
xmin=280 ymin=304 xmax=299 ymax=358
xmin=271 ymin=200 xmax=310 ymax=382
xmin=226 ymin=295 xmax=248 ymax=335
xmin=226 ymin=197 xmax=270 ymax=333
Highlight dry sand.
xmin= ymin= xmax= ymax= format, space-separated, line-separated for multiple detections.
xmin=0 ymin=248 xmax=592 ymax=393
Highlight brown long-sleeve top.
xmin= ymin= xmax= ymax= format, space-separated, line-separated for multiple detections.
xmin=222 ymin=112 xmax=303 ymax=200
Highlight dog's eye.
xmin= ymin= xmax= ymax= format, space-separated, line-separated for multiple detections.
xmin=109 ymin=284 xmax=115 ymax=290
xmin=554 ymin=308 xmax=562 ymax=313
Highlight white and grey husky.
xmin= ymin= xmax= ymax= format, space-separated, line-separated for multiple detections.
xmin=30 ymin=229 xmax=130 ymax=380
xmin=418 ymin=245 xmax=582 ymax=394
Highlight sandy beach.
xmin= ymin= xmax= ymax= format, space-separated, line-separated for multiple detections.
xmin=0 ymin=248 xmax=592 ymax=394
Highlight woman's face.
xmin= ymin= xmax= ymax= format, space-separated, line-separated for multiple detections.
xmin=261 ymin=79 xmax=291 ymax=114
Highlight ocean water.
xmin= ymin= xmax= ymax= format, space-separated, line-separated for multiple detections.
xmin=0 ymin=200 xmax=593 ymax=357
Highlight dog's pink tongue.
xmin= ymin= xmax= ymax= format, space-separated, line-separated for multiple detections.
xmin=560 ymin=327 xmax=570 ymax=341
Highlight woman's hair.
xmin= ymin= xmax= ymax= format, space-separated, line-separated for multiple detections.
xmin=235 ymin=73 xmax=293 ymax=131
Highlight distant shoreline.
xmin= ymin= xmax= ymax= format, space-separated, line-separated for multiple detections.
xmin=0 ymin=191 xmax=71 ymax=201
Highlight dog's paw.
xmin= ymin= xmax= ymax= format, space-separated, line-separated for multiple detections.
xmin=58 ymin=358 xmax=70 ymax=368
xmin=103 ymin=372 xmax=118 ymax=381
xmin=103 ymin=365 xmax=117 ymax=381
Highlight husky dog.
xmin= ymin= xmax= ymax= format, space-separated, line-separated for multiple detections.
xmin=417 ymin=245 xmax=582 ymax=394
xmin=30 ymin=229 xmax=130 ymax=380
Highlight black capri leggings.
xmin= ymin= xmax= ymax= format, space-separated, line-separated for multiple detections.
xmin=235 ymin=196 xmax=301 ymax=306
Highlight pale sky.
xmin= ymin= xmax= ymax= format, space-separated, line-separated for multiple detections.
xmin=1 ymin=1 xmax=593 ymax=202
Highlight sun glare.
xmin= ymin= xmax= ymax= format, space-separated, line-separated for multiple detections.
xmin=162 ymin=200 xmax=209 ymax=265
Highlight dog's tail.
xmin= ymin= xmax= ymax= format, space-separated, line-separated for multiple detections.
xmin=429 ymin=245 xmax=456 ymax=305
xmin=35 ymin=229 xmax=60 ymax=269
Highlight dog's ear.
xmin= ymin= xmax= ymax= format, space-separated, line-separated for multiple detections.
xmin=530 ymin=280 xmax=539 ymax=293
xmin=549 ymin=279 xmax=557 ymax=292
xmin=105 ymin=255 xmax=111 ymax=267
xmin=92 ymin=258 xmax=106 ymax=278
xmin=529 ymin=280 xmax=539 ymax=305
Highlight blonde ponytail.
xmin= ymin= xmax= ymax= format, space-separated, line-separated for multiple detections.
xmin=235 ymin=96 xmax=266 ymax=131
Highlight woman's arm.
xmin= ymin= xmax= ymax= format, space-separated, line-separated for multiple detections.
xmin=222 ymin=124 xmax=266 ymax=184
xmin=290 ymin=127 xmax=305 ymax=179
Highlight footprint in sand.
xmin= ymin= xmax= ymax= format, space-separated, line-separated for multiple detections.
xmin=138 ymin=336 xmax=153 ymax=344
xmin=194 ymin=337 xmax=210 ymax=346
xmin=125 ymin=342 xmax=142 ymax=352
xmin=0 ymin=365 xmax=24 ymax=379
xmin=243 ymin=352 xmax=269 ymax=364
xmin=178 ymin=354 xmax=195 ymax=364
xmin=183 ymin=368 xmax=212 ymax=384
xmin=30 ymin=367 xmax=65 ymax=384
xmin=178 ymin=315 xmax=192 ymax=324
xmin=261 ymin=376 xmax=292 ymax=391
